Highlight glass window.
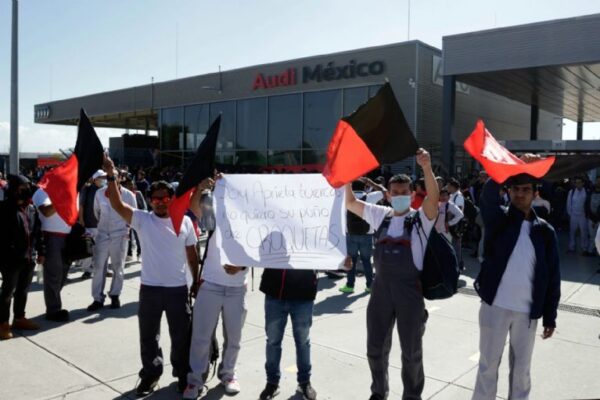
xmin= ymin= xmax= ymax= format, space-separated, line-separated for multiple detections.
xmin=237 ymin=98 xmax=267 ymax=150
xmin=343 ymin=86 xmax=369 ymax=115
xmin=268 ymin=94 xmax=302 ymax=150
xmin=303 ymin=90 xmax=342 ymax=150
xmin=215 ymin=152 xmax=236 ymax=171
xmin=184 ymin=104 xmax=209 ymax=150
xmin=160 ymin=107 xmax=183 ymax=151
xmin=268 ymin=150 xmax=301 ymax=166
xmin=302 ymin=149 xmax=327 ymax=167
xmin=236 ymin=150 xmax=267 ymax=166
xmin=369 ymin=84 xmax=383 ymax=97
xmin=210 ymin=102 xmax=236 ymax=151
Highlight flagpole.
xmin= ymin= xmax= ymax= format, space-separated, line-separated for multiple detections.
xmin=10 ymin=0 xmax=19 ymax=174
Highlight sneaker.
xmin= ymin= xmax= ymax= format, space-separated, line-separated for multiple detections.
xmin=45 ymin=309 xmax=69 ymax=322
xmin=136 ymin=376 xmax=159 ymax=397
xmin=12 ymin=317 xmax=40 ymax=330
xmin=182 ymin=383 xmax=202 ymax=399
xmin=338 ymin=285 xmax=355 ymax=294
xmin=259 ymin=383 xmax=280 ymax=400
xmin=369 ymin=394 xmax=384 ymax=400
xmin=0 ymin=322 xmax=13 ymax=340
xmin=297 ymin=382 xmax=317 ymax=400
xmin=87 ymin=301 xmax=104 ymax=312
xmin=81 ymin=271 xmax=92 ymax=280
xmin=221 ymin=378 xmax=241 ymax=394
xmin=110 ymin=296 xmax=121 ymax=309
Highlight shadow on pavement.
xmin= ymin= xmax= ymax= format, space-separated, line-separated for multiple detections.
xmin=313 ymin=291 xmax=369 ymax=316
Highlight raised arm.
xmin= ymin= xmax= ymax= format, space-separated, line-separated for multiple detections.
xmin=345 ymin=183 xmax=365 ymax=218
xmin=103 ymin=155 xmax=134 ymax=224
xmin=418 ymin=149 xmax=439 ymax=221
xmin=189 ymin=176 xmax=217 ymax=218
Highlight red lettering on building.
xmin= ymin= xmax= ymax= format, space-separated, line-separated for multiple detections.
xmin=252 ymin=68 xmax=297 ymax=90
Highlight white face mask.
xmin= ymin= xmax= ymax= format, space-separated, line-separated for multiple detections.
xmin=390 ymin=195 xmax=411 ymax=213
xmin=97 ymin=179 xmax=107 ymax=188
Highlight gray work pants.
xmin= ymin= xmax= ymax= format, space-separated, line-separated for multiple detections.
xmin=472 ymin=303 xmax=538 ymax=400
xmin=188 ymin=281 xmax=247 ymax=386
xmin=43 ymin=235 xmax=70 ymax=313
xmin=91 ymin=231 xmax=128 ymax=302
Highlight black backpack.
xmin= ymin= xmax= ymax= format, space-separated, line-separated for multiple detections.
xmin=463 ymin=197 xmax=479 ymax=223
xmin=406 ymin=212 xmax=459 ymax=300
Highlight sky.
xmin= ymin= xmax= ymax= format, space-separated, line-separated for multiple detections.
xmin=1 ymin=0 xmax=600 ymax=154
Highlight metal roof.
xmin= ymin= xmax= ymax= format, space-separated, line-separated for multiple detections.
xmin=443 ymin=13 xmax=600 ymax=122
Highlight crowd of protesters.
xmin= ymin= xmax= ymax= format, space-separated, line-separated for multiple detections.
xmin=0 ymin=151 xmax=597 ymax=400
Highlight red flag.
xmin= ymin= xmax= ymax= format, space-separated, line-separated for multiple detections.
xmin=463 ymin=120 xmax=556 ymax=184
xmin=38 ymin=109 xmax=104 ymax=225
xmin=169 ymin=115 xmax=221 ymax=235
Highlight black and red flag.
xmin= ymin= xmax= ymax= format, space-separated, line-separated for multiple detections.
xmin=38 ymin=109 xmax=104 ymax=225
xmin=169 ymin=115 xmax=221 ymax=235
xmin=322 ymin=82 xmax=418 ymax=188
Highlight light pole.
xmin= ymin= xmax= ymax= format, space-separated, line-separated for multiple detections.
xmin=10 ymin=0 xmax=19 ymax=174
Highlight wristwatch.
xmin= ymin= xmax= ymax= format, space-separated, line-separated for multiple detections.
xmin=107 ymin=175 xmax=116 ymax=182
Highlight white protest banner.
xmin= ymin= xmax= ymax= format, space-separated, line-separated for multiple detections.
xmin=213 ymin=174 xmax=347 ymax=270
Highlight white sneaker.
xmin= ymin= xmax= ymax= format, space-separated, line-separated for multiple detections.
xmin=182 ymin=384 xmax=202 ymax=399
xmin=222 ymin=378 xmax=241 ymax=394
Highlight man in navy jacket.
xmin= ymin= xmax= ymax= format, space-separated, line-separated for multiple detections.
xmin=472 ymin=156 xmax=561 ymax=400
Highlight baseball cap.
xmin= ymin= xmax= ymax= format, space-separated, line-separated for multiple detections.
xmin=92 ymin=170 xmax=107 ymax=180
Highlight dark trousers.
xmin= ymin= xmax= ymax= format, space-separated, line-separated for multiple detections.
xmin=0 ymin=262 xmax=35 ymax=323
xmin=138 ymin=284 xmax=191 ymax=380
xmin=367 ymin=276 xmax=427 ymax=400
xmin=128 ymin=229 xmax=141 ymax=257
xmin=43 ymin=235 xmax=70 ymax=314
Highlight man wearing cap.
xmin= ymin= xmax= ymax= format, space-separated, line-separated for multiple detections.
xmin=87 ymin=170 xmax=137 ymax=311
xmin=0 ymin=175 xmax=45 ymax=339
xmin=78 ymin=170 xmax=107 ymax=279
xmin=472 ymin=156 xmax=561 ymax=400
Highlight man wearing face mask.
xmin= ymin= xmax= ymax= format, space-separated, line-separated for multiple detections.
xmin=87 ymin=170 xmax=137 ymax=311
xmin=345 ymin=148 xmax=439 ymax=400
xmin=0 ymin=175 xmax=45 ymax=339
xmin=78 ymin=170 xmax=107 ymax=280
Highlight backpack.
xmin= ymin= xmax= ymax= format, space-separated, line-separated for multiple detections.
xmin=445 ymin=203 xmax=468 ymax=239
xmin=463 ymin=197 xmax=479 ymax=223
xmin=406 ymin=211 xmax=459 ymax=300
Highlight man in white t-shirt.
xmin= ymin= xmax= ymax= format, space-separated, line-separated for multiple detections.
xmin=345 ymin=148 xmax=439 ymax=400
xmin=102 ymin=155 xmax=211 ymax=397
xmin=436 ymin=189 xmax=464 ymax=242
xmin=183 ymin=186 xmax=249 ymax=399
xmin=473 ymin=163 xmax=560 ymax=400
xmin=32 ymin=187 xmax=72 ymax=322
xmin=447 ymin=179 xmax=466 ymax=269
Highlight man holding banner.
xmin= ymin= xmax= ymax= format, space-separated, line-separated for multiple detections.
xmin=345 ymin=148 xmax=438 ymax=400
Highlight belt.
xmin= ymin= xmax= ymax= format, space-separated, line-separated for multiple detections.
xmin=43 ymin=231 xmax=69 ymax=237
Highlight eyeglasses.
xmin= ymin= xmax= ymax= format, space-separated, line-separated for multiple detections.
xmin=150 ymin=196 xmax=172 ymax=205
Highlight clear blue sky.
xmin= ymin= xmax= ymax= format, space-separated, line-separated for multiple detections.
xmin=1 ymin=0 xmax=600 ymax=153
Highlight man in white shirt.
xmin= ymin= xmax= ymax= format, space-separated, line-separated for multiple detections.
xmin=473 ymin=164 xmax=561 ymax=400
xmin=32 ymin=187 xmax=72 ymax=322
xmin=447 ymin=179 xmax=466 ymax=269
xmin=102 ymin=155 xmax=210 ymax=397
xmin=183 ymin=189 xmax=249 ymax=399
xmin=436 ymin=189 xmax=464 ymax=242
xmin=87 ymin=171 xmax=137 ymax=311
xmin=345 ymin=148 xmax=439 ymax=400
xmin=566 ymin=176 xmax=589 ymax=254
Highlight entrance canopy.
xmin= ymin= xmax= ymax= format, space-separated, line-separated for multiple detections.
xmin=443 ymin=13 xmax=600 ymax=123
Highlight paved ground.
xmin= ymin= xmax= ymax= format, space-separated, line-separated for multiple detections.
xmin=1 ymin=235 xmax=599 ymax=400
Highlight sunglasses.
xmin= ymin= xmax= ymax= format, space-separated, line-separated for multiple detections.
xmin=150 ymin=196 xmax=172 ymax=205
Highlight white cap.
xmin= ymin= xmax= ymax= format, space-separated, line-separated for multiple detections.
xmin=92 ymin=170 xmax=107 ymax=180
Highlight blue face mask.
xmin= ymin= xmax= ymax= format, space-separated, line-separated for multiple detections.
xmin=390 ymin=195 xmax=411 ymax=213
